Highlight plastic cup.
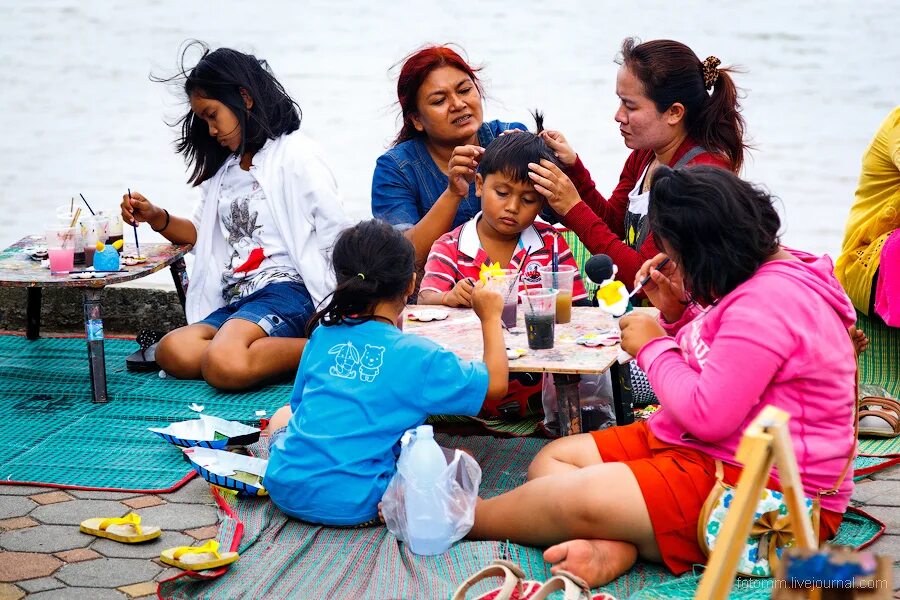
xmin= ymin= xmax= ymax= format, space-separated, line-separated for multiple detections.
xmin=80 ymin=215 xmax=109 ymax=267
xmin=520 ymin=289 xmax=558 ymax=350
xmin=539 ymin=264 xmax=577 ymax=324
xmin=99 ymin=209 xmax=124 ymax=252
xmin=485 ymin=268 xmax=520 ymax=329
xmin=45 ymin=225 xmax=76 ymax=274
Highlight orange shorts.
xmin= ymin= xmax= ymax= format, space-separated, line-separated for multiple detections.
xmin=591 ymin=421 xmax=842 ymax=574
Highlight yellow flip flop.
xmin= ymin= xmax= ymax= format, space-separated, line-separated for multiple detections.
xmin=160 ymin=540 xmax=239 ymax=571
xmin=79 ymin=512 xmax=161 ymax=543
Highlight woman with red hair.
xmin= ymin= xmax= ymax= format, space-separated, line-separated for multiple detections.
xmin=372 ymin=45 xmax=525 ymax=264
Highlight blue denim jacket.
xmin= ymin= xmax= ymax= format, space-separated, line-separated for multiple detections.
xmin=371 ymin=119 xmax=526 ymax=230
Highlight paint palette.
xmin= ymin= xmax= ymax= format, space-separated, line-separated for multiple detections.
xmin=407 ymin=308 xmax=449 ymax=322
xmin=149 ymin=414 xmax=261 ymax=449
xmin=122 ymin=254 xmax=147 ymax=266
xmin=24 ymin=246 xmax=48 ymax=261
xmin=506 ymin=347 xmax=527 ymax=360
xmin=576 ymin=330 xmax=621 ymax=347
xmin=182 ymin=447 xmax=268 ymax=497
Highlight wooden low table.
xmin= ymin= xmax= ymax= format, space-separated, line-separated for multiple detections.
xmin=0 ymin=236 xmax=192 ymax=404
xmin=405 ymin=306 xmax=642 ymax=434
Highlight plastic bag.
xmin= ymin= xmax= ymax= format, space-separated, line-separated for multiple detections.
xmin=542 ymin=372 xmax=615 ymax=432
xmin=381 ymin=433 xmax=482 ymax=550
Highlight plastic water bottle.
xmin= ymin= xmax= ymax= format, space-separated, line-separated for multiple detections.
xmin=404 ymin=425 xmax=452 ymax=555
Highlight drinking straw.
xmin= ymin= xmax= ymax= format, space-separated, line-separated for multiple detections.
xmin=629 ymin=257 xmax=671 ymax=298
xmin=70 ymin=197 xmax=74 ymax=214
xmin=514 ymin=246 xmax=534 ymax=312
xmin=63 ymin=208 xmax=82 ymax=249
xmin=551 ymin=232 xmax=559 ymax=289
xmin=79 ymin=193 xmax=96 ymax=216
xmin=128 ymin=188 xmax=141 ymax=257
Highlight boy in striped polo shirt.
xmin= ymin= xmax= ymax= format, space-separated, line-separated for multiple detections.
xmin=419 ymin=134 xmax=587 ymax=308
xmin=419 ymin=130 xmax=588 ymax=418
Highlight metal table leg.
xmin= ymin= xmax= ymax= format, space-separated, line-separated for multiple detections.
xmin=83 ymin=288 xmax=108 ymax=404
xmin=611 ymin=361 xmax=635 ymax=425
xmin=26 ymin=287 xmax=42 ymax=340
xmin=554 ymin=373 xmax=582 ymax=436
xmin=169 ymin=257 xmax=188 ymax=315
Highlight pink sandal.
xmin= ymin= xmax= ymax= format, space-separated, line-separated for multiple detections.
xmin=452 ymin=560 xmax=542 ymax=600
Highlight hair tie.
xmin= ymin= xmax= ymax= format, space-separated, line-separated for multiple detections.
xmin=701 ymin=55 xmax=721 ymax=90
xmin=357 ymin=273 xmax=365 ymax=280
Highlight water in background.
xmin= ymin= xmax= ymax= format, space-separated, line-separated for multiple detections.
xmin=1 ymin=1 xmax=898 ymax=287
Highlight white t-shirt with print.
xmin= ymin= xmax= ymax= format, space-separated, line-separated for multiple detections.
xmin=216 ymin=162 xmax=302 ymax=304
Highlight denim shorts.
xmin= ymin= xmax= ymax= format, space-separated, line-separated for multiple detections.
xmin=198 ymin=281 xmax=315 ymax=338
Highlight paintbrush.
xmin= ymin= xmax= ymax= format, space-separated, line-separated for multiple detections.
xmin=128 ymin=188 xmax=141 ymax=257
xmin=629 ymin=257 xmax=671 ymax=298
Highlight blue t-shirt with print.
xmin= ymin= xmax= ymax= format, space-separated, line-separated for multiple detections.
xmin=372 ymin=119 xmax=526 ymax=230
xmin=264 ymin=320 xmax=488 ymax=525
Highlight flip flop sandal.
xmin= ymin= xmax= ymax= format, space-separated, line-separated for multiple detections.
xmin=126 ymin=329 xmax=165 ymax=372
xmin=160 ymin=539 xmax=239 ymax=571
xmin=79 ymin=512 xmax=161 ymax=543
xmin=453 ymin=559 xmax=541 ymax=600
xmin=858 ymin=396 xmax=900 ymax=439
xmin=530 ymin=570 xmax=616 ymax=600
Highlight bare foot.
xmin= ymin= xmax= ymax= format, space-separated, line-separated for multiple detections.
xmin=849 ymin=326 xmax=869 ymax=356
xmin=543 ymin=539 xmax=638 ymax=588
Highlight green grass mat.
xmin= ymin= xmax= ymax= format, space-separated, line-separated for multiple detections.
xmin=858 ymin=436 xmax=900 ymax=457
xmin=0 ymin=335 xmax=290 ymax=491
xmin=159 ymin=435 xmax=884 ymax=600
xmin=857 ymin=310 xmax=900 ymax=398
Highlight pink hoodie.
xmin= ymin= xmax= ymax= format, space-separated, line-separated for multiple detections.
xmin=637 ymin=249 xmax=857 ymax=513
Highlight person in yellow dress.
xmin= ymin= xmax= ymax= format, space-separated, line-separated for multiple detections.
xmin=836 ymin=106 xmax=900 ymax=326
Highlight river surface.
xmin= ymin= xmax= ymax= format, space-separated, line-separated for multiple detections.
xmin=1 ymin=0 xmax=898 ymax=286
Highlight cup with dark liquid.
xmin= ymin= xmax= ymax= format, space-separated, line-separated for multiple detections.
xmin=538 ymin=264 xmax=577 ymax=324
xmin=99 ymin=209 xmax=124 ymax=252
xmin=80 ymin=216 xmax=109 ymax=268
xmin=520 ymin=289 xmax=558 ymax=350
xmin=485 ymin=269 xmax=520 ymax=329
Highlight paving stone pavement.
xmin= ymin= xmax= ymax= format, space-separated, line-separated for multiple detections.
xmin=0 ymin=458 xmax=896 ymax=597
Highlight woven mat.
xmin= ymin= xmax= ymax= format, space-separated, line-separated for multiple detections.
xmin=857 ymin=310 xmax=900 ymax=398
xmin=0 ymin=335 xmax=289 ymax=492
xmin=158 ymin=435 xmax=885 ymax=600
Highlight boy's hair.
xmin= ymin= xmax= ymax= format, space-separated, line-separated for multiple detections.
xmin=307 ymin=219 xmax=415 ymax=336
xmin=649 ymin=165 xmax=781 ymax=305
xmin=477 ymin=111 xmax=560 ymax=183
xmin=155 ymin=41 xmax=302 ymax=186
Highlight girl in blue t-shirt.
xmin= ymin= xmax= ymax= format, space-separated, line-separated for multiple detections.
xmin=263 ymin=219 xmax=509 ymax=526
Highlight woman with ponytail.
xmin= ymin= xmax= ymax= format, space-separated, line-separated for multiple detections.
xmin=527 ymin=37 xmax=748 ymax=288
xmin=262 ymin=219 xmax=509 ymax=526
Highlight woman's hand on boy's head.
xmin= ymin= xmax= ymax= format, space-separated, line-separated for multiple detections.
xmin=527 ymin=160 xmax=581 ymax=216
xmin=447 ymin=145 xmax=485 ymax=198
xmin=443 ymin=277 xmax=475 ymax=308
xmin=619 ymin=312 xmax=667 ymax=356
xmin=539 ymin=130 xmax=577 ymax=167
xmin=471 ymin=280 xmax=504 ymax=322
xmin=120 ymin=190 xmax=157 ymax=226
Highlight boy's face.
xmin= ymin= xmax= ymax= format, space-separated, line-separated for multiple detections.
xmin=475 ymin=172 xmax=544 ymax=237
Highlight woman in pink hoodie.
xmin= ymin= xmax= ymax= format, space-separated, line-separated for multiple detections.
xmin=467 ymin=166 xmax=857 ymax=587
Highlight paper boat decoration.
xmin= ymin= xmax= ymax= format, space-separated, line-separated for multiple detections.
xmin=148 ymin=414 xmax=260 ymax=449
xmin=183 ymin=447 xmax=268 ymax=496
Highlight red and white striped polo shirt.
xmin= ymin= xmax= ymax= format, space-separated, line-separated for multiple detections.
xmin=421 ymin=213 xmax=587 ymax=301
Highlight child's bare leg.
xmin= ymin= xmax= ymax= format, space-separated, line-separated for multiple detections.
xmin=201 ymin=319 xmax=307 ymax=390
xmin=469 ymin=462 xmax=659 ymax=587
xmin=527 ymin=433 xmax=603 ymax=480
xmin=155 ymin=324 xmax=218 ymax=379
xmin=264 ymin=405 xmax=293 ymax=434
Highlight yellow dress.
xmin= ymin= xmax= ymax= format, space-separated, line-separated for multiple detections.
xmin=835 ymin=106 xmax=900 ymax=314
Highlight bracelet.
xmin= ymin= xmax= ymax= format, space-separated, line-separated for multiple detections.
xmin=441 ymin=291 xmax=449 ymax=306
xmin=151 ymin=209 xmax=170 ymax=233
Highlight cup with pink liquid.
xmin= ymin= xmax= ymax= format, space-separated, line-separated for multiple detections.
xmin=45 ymin=225 xmax=77 ymax=274
xmin=484 ymin=269 xmax=521 ymax=329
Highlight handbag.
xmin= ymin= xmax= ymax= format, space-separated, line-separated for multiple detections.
xmin=697 ymin=367 xmax=859 ymax=577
